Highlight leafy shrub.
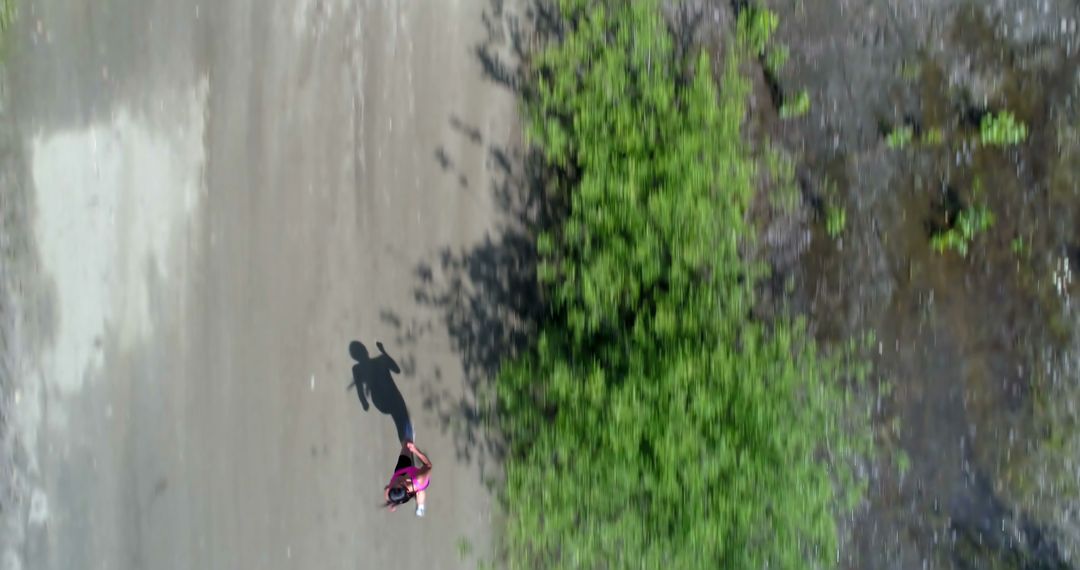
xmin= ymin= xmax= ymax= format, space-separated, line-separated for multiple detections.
xmin=1011 ymin=236 xmax=1030 ymax=258
xmin=826 ymin=204 xmax=846 ymax=238
xmin=980 ymin=111 xmax=1028 ymax=146
xmin=886 ymin=125 xmax=914 ymax=149
xmin=738 ymin=5 xmax=778 ymax=56
xmin=921 ymin=127 xmax=944 ymax=145
xmin=502 ymin=1 xmax=873 ymax=568
xmin=780 ymin=89 xmax=811 ymax=119
xmin=766 ymin=44 xmax=790 ymax=74
xmin=0 ymin=0 xmax=13 ymax=34
xmin=897 ymin=60 xmax=921 ymax=81
xmin=931 ymin=203 xmax=995 ymax=256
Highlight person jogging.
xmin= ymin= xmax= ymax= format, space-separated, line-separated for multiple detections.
xmin=384 ymin=429 xmax=432 ymax=517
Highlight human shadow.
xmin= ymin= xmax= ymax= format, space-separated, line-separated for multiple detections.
xmin=347 ymin=341 xmax=411 ymax=444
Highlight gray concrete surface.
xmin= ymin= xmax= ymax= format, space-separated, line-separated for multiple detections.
xmin=0 ymin=0 xmax=518 ymax=568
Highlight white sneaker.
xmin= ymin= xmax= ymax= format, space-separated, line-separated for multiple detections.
xmin=415 ymin=504 xmax=426 ymax=517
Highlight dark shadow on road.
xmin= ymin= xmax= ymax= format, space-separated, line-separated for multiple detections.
xmin=474 ymin=0 xmax=564 ymax=95
xmin=388 ymin=0 xmax=571 ymax=487
xmin=450 ymin=115 xmax=483 ymax=145
xmin=348 ymin=341 xmax=412 ymax=444
xmin=408 ymin=0 xmax=717 ymax=485
xmin=410 ymin=141 xmax=555 ymax=485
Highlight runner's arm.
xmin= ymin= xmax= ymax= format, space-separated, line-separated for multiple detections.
xmin=407 ymin=442 xmax=432 ymax=472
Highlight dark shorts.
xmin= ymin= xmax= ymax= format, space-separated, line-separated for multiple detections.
xmin=394 ymin=454 xmax=413 ymax=473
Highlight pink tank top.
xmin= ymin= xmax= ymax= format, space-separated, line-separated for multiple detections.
xmin=390 ymin=466 xmax=430 ymax=491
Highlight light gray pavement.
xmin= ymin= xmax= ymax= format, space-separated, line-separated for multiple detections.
xmin=0 ymin=0 xmax=520 ymax=568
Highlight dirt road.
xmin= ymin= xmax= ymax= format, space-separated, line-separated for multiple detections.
xmin=0 ymin=0 xmax=518 ymax=568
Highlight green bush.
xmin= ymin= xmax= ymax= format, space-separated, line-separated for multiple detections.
xmin=826 ymin=204 xmax=847 ymax=238
xmin=738 ymin=5 xmax=779 ymax=56
xmin=1011 ymin=236 xmax=1030 ymax=258
xmin=0 ymin=0 xmax=13 ymax=34
xmin=765 ymin=44 xmax=790 ymax=75
xmin=931 ymin=203 xmax=995 ymax=256
xmin=886 ymin=125 xmax=914 ymax=149
xmin=501 ymin=1 xmax=872 ymax=568
xmin=780 ymin=89 xmax=811 ymax=119
xmin=980 ymin=111 xmax=1028 ymax=146
xmin=897 ymin=60 xmax=921 ymax=81
xmin=921 ymin=127 xmax=944 ymax=146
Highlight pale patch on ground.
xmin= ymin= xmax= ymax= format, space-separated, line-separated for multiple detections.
xmin=29 ymin=77 xmax=206 ymax=390
xmin=3 ymin=77 xmax=208 ymax=563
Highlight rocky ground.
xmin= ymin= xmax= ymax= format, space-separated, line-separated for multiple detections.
xmin=754 ymin=0 xmax=1080 ymax=567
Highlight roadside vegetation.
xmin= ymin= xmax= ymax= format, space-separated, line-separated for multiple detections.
xmin=826 ymin=203 xmax=847 ymax=238
xmin=930 ymin=202 xmax=995 ymax=256
xmin=0 ymin=0 xmax=14 ymax=40
xmin=496 ymin=1 xmax=872 ymax=568
xmin=921 ymin=126 xmax=944 ymax=146
xmin=779 ymin=90 xmax=811 ymax=119
xmin=980 ymin=111 xmax=1028 ymax=146
xmin=886 ymin=125 xmax=914 ymax=149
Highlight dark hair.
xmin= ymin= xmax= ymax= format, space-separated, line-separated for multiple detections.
xmin=388 ymin=486 xmax=413 ymax=505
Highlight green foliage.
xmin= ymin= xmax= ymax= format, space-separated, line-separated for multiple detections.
xmin=0 ymin=0 xmax=13 ymax=35
xmin=504 ymin=1 xmax=873 ymax=568
xmin=921 ymin=127 xmax=944 ymax=146
xmin=820 ymin=177 xmax=844 ymax=238
xmin=766 ymin=146 xmax=799 ymax=211
xmin=896 ymin=450 xmax=911 ymax=477
xmin=980 ymin=111 xmax=1028 ymax=146
xmin=1011 ymin=236 xmax=1030 ymax=258
xmin=826 ymin=203 xmax=846 ymax=238
xmin=765 ymin=44 xmax=790 ymax=75
xmin=931 ymin=203 xmax=995 ymax=256
xmin=886 ymin=125 xmax=914 ymax=149
xmin=738 ymin=6 xmax=779 ymax=55
xmin=457 ymin=537 xmax=474 ymax=561
xmin=779 ymin=89 xmax=811 ymax=119
xmin=898 ymin=60 xmax=921 ymax=81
